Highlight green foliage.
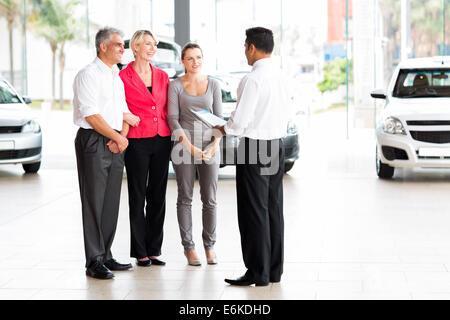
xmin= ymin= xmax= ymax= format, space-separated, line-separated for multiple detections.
xmin=28 ymin=0 xmax=84 ymax=108
xmin=0 ymin=0 xmax=20 ymax=20
xmin=378 ymin=0 xmax=449 ymax=57
xmin=410 ymin=0 xmax=443 ymax=36
xmin=28 ymin=0 xmax=83 ymax=47
xmin=317 ymin=58 xmax=353 ymax=94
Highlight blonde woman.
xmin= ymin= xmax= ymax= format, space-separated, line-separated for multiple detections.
xmin=119 ymin=30 xmax=171 ymax=267
xmin=168 ymin=43 xmax=223 ymax=266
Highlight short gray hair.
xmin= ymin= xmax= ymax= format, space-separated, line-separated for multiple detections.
xmin=95 ymin=27 xmax=124 ymax=55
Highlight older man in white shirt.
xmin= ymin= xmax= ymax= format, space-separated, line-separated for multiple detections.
xmin=73 ymin=27 xmax=132 ymax=279
xmin=215 ymin=27 xmax=294 ymax=287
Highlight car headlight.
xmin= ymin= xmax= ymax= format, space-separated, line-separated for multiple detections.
xmin=382 ymin=117 xmax=405 ymax=135
xmin=21 ymin=120 xmax=41 ymax=133
xmin=287 ymin=121 xmax=298 ymax=135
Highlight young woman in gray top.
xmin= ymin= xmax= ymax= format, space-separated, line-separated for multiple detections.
xmin=167 ymin=43 xmax=223 ymax=266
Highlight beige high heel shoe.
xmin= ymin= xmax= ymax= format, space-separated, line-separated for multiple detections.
xmin=205 ymin=249 xmax=218 ymax=265
xmin=184 ymin=250 xmax=201 ymax=266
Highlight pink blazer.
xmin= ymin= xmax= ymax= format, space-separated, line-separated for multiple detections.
xmin=119 ymin=61 xmax=171 ymax=138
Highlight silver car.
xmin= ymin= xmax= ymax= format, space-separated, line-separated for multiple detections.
xmin=0 ymin=77 xmax=42 ymax=173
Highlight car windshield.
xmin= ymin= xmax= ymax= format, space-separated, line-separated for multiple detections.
xmin=393 ymin=68 xmax=450 ymax=98
xmin=0 ymin=80 xmax=21 ymax=104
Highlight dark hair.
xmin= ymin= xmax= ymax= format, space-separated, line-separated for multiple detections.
xmin=181 ymin=42 xmax=203 ymax=59
xmin=245 ymin=27 xmax=274 ymax=54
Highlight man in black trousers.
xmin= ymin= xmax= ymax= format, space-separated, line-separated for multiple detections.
xmin=214 ymin=27 xmax=294 ymax=286
xmin=73 ymin=27 xmax=133 ymax=279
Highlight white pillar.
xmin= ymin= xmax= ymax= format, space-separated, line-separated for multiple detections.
xmin=401 ymin=0 xmax=410 ymax=61
xmin=353 ymin=0 xmax=375 ymax=128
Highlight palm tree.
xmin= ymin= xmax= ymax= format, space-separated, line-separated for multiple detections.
xmin=29 ymin=0 xmax=82 ymax=109
xmin=0 ymin=0 xmax=20 ymax=85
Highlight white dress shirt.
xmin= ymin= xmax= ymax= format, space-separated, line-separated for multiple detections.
xmin=73 ymin=57 xmax=129 ymax=131
xmin=224 ymin=57 xmax=295 ymax=140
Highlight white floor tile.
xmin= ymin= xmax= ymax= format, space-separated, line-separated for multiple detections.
xmin=2 ymin=111 xmax=450 ymax=299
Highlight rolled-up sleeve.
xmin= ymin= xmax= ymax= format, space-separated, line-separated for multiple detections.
xmin=224 ymin=76 xmax=259 ymax=136
xmin=167 ymin=81 xmax=184 ymax=139
xmin=75 ymin=70 xmax=99 ymax=118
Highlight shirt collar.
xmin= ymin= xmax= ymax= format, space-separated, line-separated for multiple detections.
xmin=94 ymin=57 xmax=120 ymax=75
xmin=252 ymin=57 xmax=273 ymax=70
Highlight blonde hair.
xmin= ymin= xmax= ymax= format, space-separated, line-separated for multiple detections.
xmin=130 ymin=30 xmax=157 ymax=58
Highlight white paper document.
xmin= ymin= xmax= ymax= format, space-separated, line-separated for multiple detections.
xmin=191 ymin=109 xmax=227 ymax=127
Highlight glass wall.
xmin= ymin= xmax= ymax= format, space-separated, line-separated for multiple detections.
xmin=5 ymin=0 xmax=450 ymax=129
xmin=377 ymin=0 xmax=449 ymax=86
xmin=152 ymin=0 xmax=175 ymax=40
xmin=190 ymin=0 xmax=282 ymax=73
xmin=410 ymin=0 xmax=446 ymax=58
xmin=373 ymin=0 xmax=449 ymax=126
xmin=189 ymin=0 xmax=328 ymax=116
xmin=190 ymin=0 xmax=327 ymax=74
xmin=88 ymin=0 xmax=174 ymax=41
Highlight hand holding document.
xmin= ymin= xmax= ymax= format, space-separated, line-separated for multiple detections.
xmin=191 ymin=109 xmax=227 ymax=127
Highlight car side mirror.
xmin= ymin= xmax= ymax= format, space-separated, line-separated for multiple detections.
xmin=22 ymin=96 xmax=32 ymax=104
xmin=370 ymin=89 xmax=386 ymax=99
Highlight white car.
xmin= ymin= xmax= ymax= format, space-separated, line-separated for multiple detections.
xmin=0 ymin=77 xmax=42 ymax=173
xmin=372 ymin=56 xmax=450 ymax=178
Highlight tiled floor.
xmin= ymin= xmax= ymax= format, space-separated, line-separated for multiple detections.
xmin=2 ymin=109 xmax=450 ymax=299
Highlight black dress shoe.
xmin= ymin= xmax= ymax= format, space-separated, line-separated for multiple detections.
xmin=86 ymin=261 xmax=114 ymax=279
xmin=224 ymin=274 xmax=269 ymax=287
xmin=104 ymin=258 xmax=133 ymax=271
xmin=136 ymin=259 xmax=152 ymax=267
xmin=149 ymin=258 xmax=166 ymax=266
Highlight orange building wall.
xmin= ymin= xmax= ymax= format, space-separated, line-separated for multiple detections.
xmin=328 ymin=0 xmax=352 ymax=44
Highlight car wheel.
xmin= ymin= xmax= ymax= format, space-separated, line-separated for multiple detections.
xmin=376 ymin=147 xmax=394 ymax=179
xmin=23 ymin=161 xmax=41 ymax=173
xmin=284 ymin=162 xmax=295 ymax=173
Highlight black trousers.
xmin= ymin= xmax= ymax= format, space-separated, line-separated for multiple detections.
xmin=235 ymin=137 xmax=285 ymax=283
xmin=124 ymin=135 xmax=172 ymax=259
xmin=75 ymin=128 xmax=125 ymax=268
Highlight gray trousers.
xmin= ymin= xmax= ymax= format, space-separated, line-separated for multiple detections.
xmin=75 ymin=128 xmax=125 ymax=267
xmin=172 ymin=141 xmax=219 ymax=251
